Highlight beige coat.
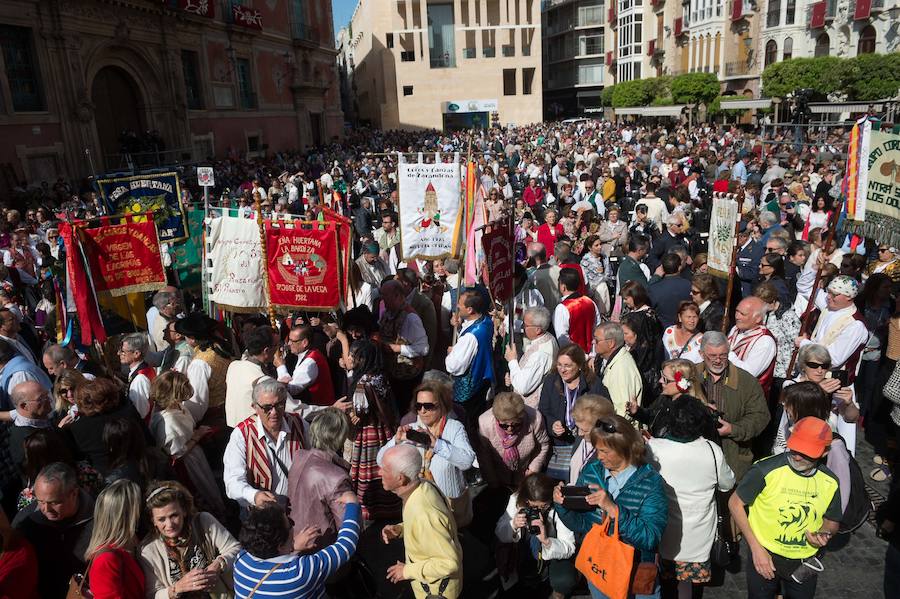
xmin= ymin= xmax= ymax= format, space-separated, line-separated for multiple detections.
xmin=139 ymin=512 xmax=241 ymax=599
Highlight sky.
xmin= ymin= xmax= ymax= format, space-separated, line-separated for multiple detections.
xmin=332 ymin=0 xmax=358 ymax=35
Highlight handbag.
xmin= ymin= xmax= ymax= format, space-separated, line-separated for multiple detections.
xmin=706 ymin=441 xmax=736 ymax=567
xmin=575 ymin=516 xmax=634 ymax=599
xmin=66 ymin=548 xmax=116 ymax=599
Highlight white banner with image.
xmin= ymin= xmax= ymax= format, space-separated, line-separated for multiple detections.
xmin=397 ymin=159 xmax=462 ymax=260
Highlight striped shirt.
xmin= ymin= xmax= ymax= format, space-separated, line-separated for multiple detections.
xmin=233 ymin=503 xmax=362 ymax=598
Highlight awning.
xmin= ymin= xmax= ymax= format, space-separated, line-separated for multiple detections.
xmin=809 ymin=102 xmax=884 ymax=114
xmin=615 ymin=104 xmax=687 ymax=117
xmin=719 ymin=98 xmax=772 ymax=109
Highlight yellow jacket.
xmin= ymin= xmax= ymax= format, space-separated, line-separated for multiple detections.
xmin=400 ymin=482 xmax=463 ymax=598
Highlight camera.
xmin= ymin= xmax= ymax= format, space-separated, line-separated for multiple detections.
xmin=522 ymin=506 xmax=545 ymax=535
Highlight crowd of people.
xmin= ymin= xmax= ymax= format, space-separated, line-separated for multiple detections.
xmin=0 ymin=117 xmax=899 ymax=599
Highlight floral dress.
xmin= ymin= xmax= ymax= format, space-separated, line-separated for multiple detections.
xmin=765 ymin=309 xmax=802 ymax=379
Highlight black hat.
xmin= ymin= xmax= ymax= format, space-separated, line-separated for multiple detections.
xmin=174 ymin=312 xmax=219 ymax=340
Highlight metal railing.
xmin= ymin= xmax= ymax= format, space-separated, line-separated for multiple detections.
xmin=104 ymin=147 xmax=198 ymax=171
xmin=724 ymin=60 xmax=752 ymax=76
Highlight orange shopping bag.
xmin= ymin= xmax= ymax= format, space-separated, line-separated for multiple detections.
xmin=575 ymin=515 xmax=635 ymax=599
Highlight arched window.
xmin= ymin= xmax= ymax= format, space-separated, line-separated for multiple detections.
xmin=765 ymin=39 xmax=778 ymax=67
xmin=814 ymin=32 xmax=830 ymax=57
xmin=783 ymin=37 xmax=793 ymax=60
xmin=858 ymin=25 xmax=876 ymax=54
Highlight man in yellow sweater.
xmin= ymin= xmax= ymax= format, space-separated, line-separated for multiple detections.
xmin=380 ymin=444 xmax=463 ymax=598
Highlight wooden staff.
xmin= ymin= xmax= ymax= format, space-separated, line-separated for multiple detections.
xmin=721 ymin=188 xmax=746 ymax=333
xmin=785 ymin=194 xmax=846 ymax=376
xmin=254 ymin=198 xmax=277 ymax=328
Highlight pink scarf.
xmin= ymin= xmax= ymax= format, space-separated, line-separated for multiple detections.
xmin=495 ymin=419 xmax=522 ymax=470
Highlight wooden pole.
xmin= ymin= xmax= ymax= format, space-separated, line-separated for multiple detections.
xmin=254 ymin=198 xmax=277 ymax=328
xmin=721 ymin=188 xmax=746 ymax=333
xmin=785 ymin=194 xmax=846 ymax=376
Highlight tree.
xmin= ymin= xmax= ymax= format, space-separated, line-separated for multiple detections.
xmin=671 ymin=72 xmax=720 ymax=105
xmin=761 ymin=56 xmax=848 ymax=99
xmin=600 ymin=85 xmax=616 ymax=107
xmin=843 ymin=53 xmax=900 ymax=101
xmin=611 ymin=79 xmax=655 ymax=107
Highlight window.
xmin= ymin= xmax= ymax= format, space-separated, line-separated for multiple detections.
xmin=522 ymin=67 xmax=535 ymax=95
xmin=581 ymin=34 xmax=604 ymax=55
xmin=858 ymin=25 xmax=876 ymax=54
xmin=782 ymin=37 xmax=793 ymax=60
xmin=463 ymin=47 xmax=476 ymax=58
xmin=764 ymin=39 xmax=778 ymax=66
xmin=387 ymin=33 xmax=394 ymax=48
xmin=579 ymin=4 xmax=603 ymax=26
xmin=503 ymin=68 xmax=516 ymax=95
xmin=235 ymin=58 xmax=256 ymax=109
xmin=785 ymin=0 xmax=796 ymax=24
xmin=0 ymin=25 xmax=45 ymax=112
xmin=766 ymin=0 xmax=780 ymax=27
xmin=579 ymin=60 xmax=604 ymax=84
xmin=401 ymin=50 xmax=415 ymax=61
xmin=502 ymin=44 xmax=515 ymax=56
xmin=814 ymin=32 xmax=830 ymax=57
xmin=428 ymin=2 xmax=456 ymax=68
xmin=247 ymin=133 xmax=261 ymax=154
xmin=181 ymin=50 xmax=203 ymax=110
xmin=403 ymin=85 xmax=413 ymax=96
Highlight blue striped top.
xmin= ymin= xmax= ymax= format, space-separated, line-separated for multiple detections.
xmin=233 ymin=503 xmax=362 ymax=598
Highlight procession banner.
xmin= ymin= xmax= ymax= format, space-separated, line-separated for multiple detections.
xmin=96 ymin=172 xmax=187 ymax=243
xmin=844 ymin=128 xmax=900 ymax=247
xmin=398 ymin=160 xmax=462 ymax=260
xmin=59 ymin=222 xmax=107 ymax=345
xmin=320 ymin=206 xmax=352 ymax=299
xmin=481 ymin=216 xmax=514 ymax=303
xmin=172 ymin=207 xmax=205 ymax=291
xmin=265 ymin=221 xmax=341 ymax=311
xmin=208 ymin=215 xmax=266 ymax=311
xmin=708 ymin=194 xmax=740 ymax=278
xmin=78 ymin=217 xmax=167 ymax=297
xmin=464 ymin=182 xmax=486 ymax=286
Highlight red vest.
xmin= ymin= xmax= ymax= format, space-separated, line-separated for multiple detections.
xmin=129 ymin=363 xmax=157 ymax=424
xmin=728 ymin=327 xmax=776 ymax=396
xmin=236 ymin=412 xmax=307 ymax=492
xmin=303 ymin=349 xmax=335 ymax=406
xmin=562 ymin=295 xmax=596 ymax=354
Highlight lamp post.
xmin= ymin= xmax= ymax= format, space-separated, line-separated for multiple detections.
xmin=771 ymin=97 xmax=782 ymax=135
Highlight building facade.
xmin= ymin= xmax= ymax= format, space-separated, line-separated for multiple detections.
xmin=542 ymin=0 xmax=606 ymax=118
xmin=0 ymin=0 xmax=341 ymax=188
xmin=343 ymin=0 xmax=543 ymax=131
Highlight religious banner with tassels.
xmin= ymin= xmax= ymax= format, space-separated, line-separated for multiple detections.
xmin=844 ymin=119 xmax=900 ymax=247
xmin=397 ymin=154 xmax=462 ymax=260
xmin=265 ymin=220 xmax=341 ymax=311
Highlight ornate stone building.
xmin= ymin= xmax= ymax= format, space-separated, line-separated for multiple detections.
xmin=0 ymin=0 xmax=342 ymax=188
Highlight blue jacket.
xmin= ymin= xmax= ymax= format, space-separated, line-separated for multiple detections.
xmin=556 ymin=460 xmax=668 ymax=563
xmin=0 ymin=354 xmax=52 ymax=410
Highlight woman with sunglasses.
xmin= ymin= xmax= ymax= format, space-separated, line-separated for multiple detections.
xmin=377 ymin=380 xmax=476 ymax=526
xmin=495 ymin=473 xmax=578 ymax=599
xmin=476 ymin=392 xmax=551 ymax=490
xmin=554 ymin=415 xmax=668 ymax=599
xmin=53 ymin=368 xmax=88 ymax=427
xmin=485 ymin=188 xmax=506 ymax=223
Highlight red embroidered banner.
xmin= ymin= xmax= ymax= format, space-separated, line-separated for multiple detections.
xmin=232 ymin=4 xmax=263 ymax=29
xmin=320 ymin=207 xmax=352 ymax=300
xmin=481 ymin=216 xmax=514 ymax=304
xmin=179 ymin=0 xmax=214 ymax=17
xmin=79 ymin=217 xmax=167 ymax=297
xmin=266 ymin=221 xmax=340 ymax=311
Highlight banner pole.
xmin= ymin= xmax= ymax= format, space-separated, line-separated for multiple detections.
xmin=721 ymin=187 xmax=746 ymax=334
xmin=254 ymin=198 xmax=277 ymax=328
xmin=453 ymin=133 xmax=474 ymax=345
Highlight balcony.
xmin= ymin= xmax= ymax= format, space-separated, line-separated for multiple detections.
xmin=724 ymin=60 xmax=751 ymax=76
xmin=807 ymin=0 xmax=837 ymax=27
xmin=238 ymin=91 xmax=257 ymax=110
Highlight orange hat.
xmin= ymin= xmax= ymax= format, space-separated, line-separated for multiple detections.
xmin=787 ymin=417 xmax=832 ymax=459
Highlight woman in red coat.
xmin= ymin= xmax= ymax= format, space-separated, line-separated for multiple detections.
xmin=536 ymin=208 xmax=565 ymax=257
xmin=85 ymin=480 xmax=145 ymax=599
xmin=0 ymin=509 xmax=38 ymax=598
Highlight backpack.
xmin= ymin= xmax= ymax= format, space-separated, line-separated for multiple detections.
xmin=832 ymin=433 xmax=873 ymax=534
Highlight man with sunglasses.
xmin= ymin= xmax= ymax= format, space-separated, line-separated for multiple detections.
xmin=795 ymin=276 xmax=868 ymax=453
xmin=729 ymin=417 xmax=840 ymax=599
xmin=864 ymin=245 xmax=900 ymax=284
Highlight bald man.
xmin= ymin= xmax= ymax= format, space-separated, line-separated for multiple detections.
xmin=727 ymin=297 xmax=777 ymax=395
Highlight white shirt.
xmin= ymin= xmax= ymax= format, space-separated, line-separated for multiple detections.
xmin=799 ymin=306 xmax=869 ymax=369
xmin=225 ymin=359 xmax=265 ymax=427
xmin=445 ymin=318 xmax=481 ymax=376
xmin=553 ymin=294 xmax=602 ymax=349
xmin=184 ymin=358 xmax=211 ymax=424
xmin=381 ymin=310 xmax=429 ymax=359
xmin=726 ymin=326 xmax=777 ymax=377
xmin=2 ymin=246 xmax=40 ymax=269
xmin=128 ymin=364 xmax=152 ymax=420
xmin=223 ymin=415 xmax=298 ymax=506
xmin=276 ymin=351 xmax=319 ymax=412
xmin=508 ymin=334 xmax=557 ymax=399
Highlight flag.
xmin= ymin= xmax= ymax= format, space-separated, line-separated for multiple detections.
xmin=464 ymin=182 xmax=486 ymax=287
xmin=481 ymin=215 xmax=515 ymax=303
xmin=59 ymin=222 xmax=107 ymax=345
xmin=265 ymin=220 xmax=341 ymax=311
xmin=397 ymin=159 xmax=462 ymax=261
xmin=207 ymin=215 xmax=266 ymax=311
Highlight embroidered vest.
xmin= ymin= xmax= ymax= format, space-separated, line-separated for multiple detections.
xmin=562 ymin=294 xmax=595 ymax=354
xmin=129 ymin=363 xmax=157 ymax=423
xmin=193 ymin=347 xmax=232 ymax=410
xmin=236 ymin=413 xmax=307 ymax=492
xmin=727 ymin=326 xmax=776 ymax=395
xmin=453 ymin=316 xmax=495 ymax=404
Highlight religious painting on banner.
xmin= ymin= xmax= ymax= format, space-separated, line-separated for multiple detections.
xmin=481 ymin=216 xmax=514 ymax=303
xmin=208 ymin=215 xmax=266 ymax=311
xmin=78 ymin=217 xmax=167 ymax=297
xmin=398 ymin=161 xmax=462 ymax=260
xmin=172 ymin=207 xmax=204 ymax=291
xmin=707 ymin=193 xmax=740 ymax=278
xmin=844 ymin=128 xmax=900 ymax=247
xmin=265 ymin=221 xmax=341 ymax=311
xmin=96 ymin=172 xmax=187 ymax=243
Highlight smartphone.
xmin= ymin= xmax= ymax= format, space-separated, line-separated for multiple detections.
xmin=561 ymin=485 xmax=593 ymax=511
xmin=828 ymin=369 xmax=849 ymax=387
xmin=405 ymin=429 xmax=431 ymax=446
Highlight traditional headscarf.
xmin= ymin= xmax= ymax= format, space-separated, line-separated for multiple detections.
xmin=827 ymin=275 xmax=859 ymax=299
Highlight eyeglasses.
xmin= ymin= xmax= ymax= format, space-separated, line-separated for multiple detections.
xmin=59 ymin=388 xmax=75 ymax=396
xmin=660 ymin=375 xmax=676 ymax=385
xmin=594 ymin=419 xmax=617 ymax=434
xmin=805 ymin=361 xmax=830 ymax=370
xmin=498 ymin=421 xmax=522 ymax=431
xmin=415 ymin=402 xmax=437 ymax=412
xmin=287 ymin=338 xmax=302 ymax=345
xmin=255 ymin=400 xmax=286 ymax=413
xmin=879 ymin=248 xmax=891 ymax=253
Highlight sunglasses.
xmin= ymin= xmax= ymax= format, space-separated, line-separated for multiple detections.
xmin=415 ymin=402 xmax=437 ymax=412
xmin=805 ymin=361 xmax=830 ymax=370
xmin=498 ymin=421 xmax=522 ymax=431
xmin=879 ymin=248 xmax=891 ymax=252
xmin=594 ymin=419 xmax=617 ymax=434
xmin=256 ymin=400 xmax=286 ymax=413
xmin=690 ymin=289 xmax=701 ymax=295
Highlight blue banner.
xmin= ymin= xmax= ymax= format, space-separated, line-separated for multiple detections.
xmin=96 ymin=172 xmax=187 ymax=242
